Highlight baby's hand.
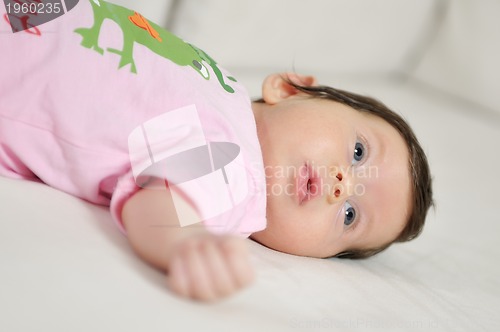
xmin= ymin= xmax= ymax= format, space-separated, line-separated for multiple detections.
xmin=166 ymin=233 xmax=255 ymax=302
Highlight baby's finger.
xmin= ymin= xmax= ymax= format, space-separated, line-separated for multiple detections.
xmin=166 ymin=254 xmax=189 ymax=298
xmin=183 ymin=241 xmax=217 ymax=301
xmin=221 ymin=238 xmax=255 ymax=288
xmin=203 ymin=239 xmax=237 ymax=297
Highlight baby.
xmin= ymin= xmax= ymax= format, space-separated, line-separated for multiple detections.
xmin=0 ymin=0 xmax=433 ymax=301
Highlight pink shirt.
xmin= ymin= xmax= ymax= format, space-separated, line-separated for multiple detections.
xmin=0 ymin=0 xmax=266 ymax=237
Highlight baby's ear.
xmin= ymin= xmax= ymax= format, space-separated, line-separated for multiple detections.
xmin=261 ymin=73 xmax=318 ymax=104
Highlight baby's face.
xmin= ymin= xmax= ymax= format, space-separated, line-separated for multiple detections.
xmin=251 ymin=94 xmax=411 ymax=258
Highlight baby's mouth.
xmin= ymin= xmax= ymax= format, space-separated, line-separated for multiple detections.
xmin=296 ymin=163 xmax=322 ymax=205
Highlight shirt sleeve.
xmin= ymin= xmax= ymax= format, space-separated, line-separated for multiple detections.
xmin=109 ymin=172 xmax=141 ymax=235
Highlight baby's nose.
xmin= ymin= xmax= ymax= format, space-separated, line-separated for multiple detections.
xmin=327 ymin=168 xmax=352 ymax=204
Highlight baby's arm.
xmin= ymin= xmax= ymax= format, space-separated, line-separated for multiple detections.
xmin=122 ymin=187 xmax=255 ymax=302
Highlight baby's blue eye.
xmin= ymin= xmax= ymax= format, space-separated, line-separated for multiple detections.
xmin=344 ymin=202 xmax=356 ymax=226
xmin=352 ymin=141 xmax=365 ymax=164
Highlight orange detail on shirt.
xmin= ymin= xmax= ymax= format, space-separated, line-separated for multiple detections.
xmin=128 ymin=12 xmax=162 ymax=42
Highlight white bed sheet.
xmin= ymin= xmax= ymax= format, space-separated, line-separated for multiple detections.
xmin=1 ymin=78 xmax=499 ymax=332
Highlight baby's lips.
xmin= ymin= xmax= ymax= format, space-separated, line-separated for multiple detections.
xmin=296 ymin=164 xmax=309 ymax=204
xmin=307 ymin=165 xmax=323 ymax=200
xmin=296 ymin=163 xmax=323 ymax=205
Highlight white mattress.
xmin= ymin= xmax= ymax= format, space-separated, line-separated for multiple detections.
xmin=1 ymin=78 xmax=499 ymax=332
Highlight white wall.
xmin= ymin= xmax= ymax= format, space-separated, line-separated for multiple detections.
xmin=170 ymin=0 xmax=436 ymax=76
xmin=412 ymin=0 xmax=500 ymax=112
